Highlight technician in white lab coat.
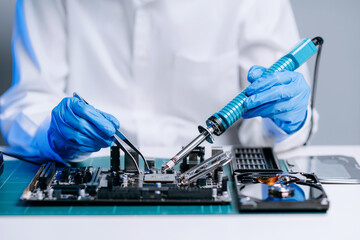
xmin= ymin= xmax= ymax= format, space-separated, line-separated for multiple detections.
xmin=0 ymin=0 xmax=318 ymax=164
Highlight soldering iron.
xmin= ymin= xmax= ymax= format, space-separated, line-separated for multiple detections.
xmin=165 ymin=37 xmax=324 ymax=170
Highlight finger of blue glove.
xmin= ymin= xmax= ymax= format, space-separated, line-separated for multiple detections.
xmin=243 ymin=107 xmax=307 ymax=135
xmin=51 ymin=140 xmax=101 ymax=158
xmin=247 ymin=65 xmax=266 ymax=83
xmin=51 ymin=134 xmax=102 ymax=153
xmin=55 ymin=107 xmax=114 ymax=146
xmin=70 ymin=98 xmax=118 ymax=138
xmin=244 ymin=76 xmax=307 ymax=110
xmin=272 ymin=108 xmax=308 ymax=134
xmin=48 ymin=128 xmax=102 ymax=159
xmin=52 ymin=98 xmax=115 ymax=146
xmin=246 ymin=70 xmax=299 ymax=96
xmin=99 ymin=111 xmax=120 ymax=129
xmin=52 ymin=113 xmax=113 ymax=148
xmin=73 ymin=93 xmax=120 ymax=130
xmin=243 ymin=92 xmax=308 ymax=119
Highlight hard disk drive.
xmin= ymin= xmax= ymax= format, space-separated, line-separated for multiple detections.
xmin=230 ymin=147 xmax=330 ymax=212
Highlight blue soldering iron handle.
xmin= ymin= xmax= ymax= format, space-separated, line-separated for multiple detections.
xmin=206 ymin=38 xmax=319 ymax=136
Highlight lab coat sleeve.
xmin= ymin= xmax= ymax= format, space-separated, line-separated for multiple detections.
xmin=237 ymin=0 xmax=319 ymax=152
xmin=0 ymin=0 xmax=68 ymax=163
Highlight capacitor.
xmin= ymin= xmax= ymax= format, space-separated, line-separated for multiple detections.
xmin=146 ymin=158 xmax=155 ymax=169
xmin=79 ymin=189 xmax=86 ymax=198
xmin=84 ymin=167 xmax=93 ymax=182
xmin=216 ymin=170 xmax=223 ymax=184
xmin=212 ymin=188 xmax=217 ymax=199
xmin=113 ymin=171 xmax=121 ymax=186
xmin=61 ymin=168 xmax=70 ymax=182
xmin=36 ymin=189 xmax=44 ymax=200
xmin=123 ymin=174 xmax=128 ymax=187
xmin=74 ymin=171 xmax=84 ymax=184
xmin=221 ymin=176 xmax=228 ymax=192
xmin=48 ymin=188 xmax=54 ymax=200
xmin=107 ymin=173 xmax=114 ymax=189
xmin=110 ymin=146 xmax=121 ymax=171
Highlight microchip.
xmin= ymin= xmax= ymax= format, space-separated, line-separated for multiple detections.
xmin=144 ymin=174 xmax=176 ymax=183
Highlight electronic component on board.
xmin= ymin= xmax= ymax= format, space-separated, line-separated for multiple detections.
xmin=143 ymin=174 xmax=176 ymax=183
xmin=110 ymin=146 xmax=120 ymax=171
xmin=38 ymin=162 xmax=55 ymax=190
xmin=145 ymin=158 xmax=155 ymax=170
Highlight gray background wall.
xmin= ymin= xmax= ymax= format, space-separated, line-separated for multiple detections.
xmin=0 ymin=0 xmax=16 ymax=144
xmin=291 ymin=0 xmax=360 ymax=145
xmin=0 ymin=0 xmax=16 ymax=145
xmin=0 ymin=0 xmax=359 ymax=145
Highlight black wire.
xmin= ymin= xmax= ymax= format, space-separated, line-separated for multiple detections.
xmin=0 ymin=151 xmax=42 ymax=165
xmin=304 ymin=37 xmax=324 ymax=145
xmin=1 ymin=150 xmax=70 ymax=167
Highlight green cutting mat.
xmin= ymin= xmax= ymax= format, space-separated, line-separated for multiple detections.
xmin=0 ymin=157 xmax=238 ymax=215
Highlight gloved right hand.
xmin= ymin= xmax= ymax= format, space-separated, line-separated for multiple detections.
xmin=48 ymin=97 xmax=120 ymax=159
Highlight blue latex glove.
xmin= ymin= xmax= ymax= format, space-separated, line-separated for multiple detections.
xmin=48 ymin=97 xmax=120 ymax=159
xmin=243 ymin=65 xmax=310 ymax=134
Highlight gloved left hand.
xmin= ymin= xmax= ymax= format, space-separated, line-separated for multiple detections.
xmin=243 ymin=65 xmax=310 ymax=134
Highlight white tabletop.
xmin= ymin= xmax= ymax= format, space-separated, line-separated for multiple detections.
xmin=1 ymin=145 xmax=360 ymax=240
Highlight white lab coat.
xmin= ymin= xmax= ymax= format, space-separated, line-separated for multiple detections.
xmin=0 ymin=0 xmax=318 ymax=163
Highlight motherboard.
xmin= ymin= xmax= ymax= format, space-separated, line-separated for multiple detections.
xmin=21 ymin=147 xmax=232 ymax=205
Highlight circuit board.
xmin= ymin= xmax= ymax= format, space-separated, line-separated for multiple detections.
xmin=21 ymin=147 xmax=232 ymax=205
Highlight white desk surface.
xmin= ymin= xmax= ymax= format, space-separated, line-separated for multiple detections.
xmin=1 ymin=145 xmax=360 ymax=240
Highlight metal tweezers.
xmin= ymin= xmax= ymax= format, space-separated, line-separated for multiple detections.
xmin=73 ymin=92 xmax=149 ymax=172
xmin=179 ymin=151 xmax=232 ymax=186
